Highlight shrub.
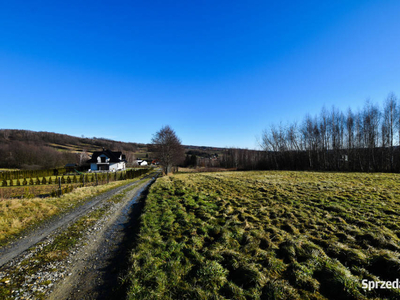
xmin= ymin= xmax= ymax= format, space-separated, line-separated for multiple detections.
xmin=23 ymin=188 xmax=34 ymax=199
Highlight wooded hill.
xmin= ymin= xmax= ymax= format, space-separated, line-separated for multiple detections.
xmin=0 ymin=129 xmax=147 ymax=169
xmin=0 ymin=129 xmax=228 ymax=170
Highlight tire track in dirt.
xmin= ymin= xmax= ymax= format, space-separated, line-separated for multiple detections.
xmin=48 ymin=175 xmax=157 ymax=299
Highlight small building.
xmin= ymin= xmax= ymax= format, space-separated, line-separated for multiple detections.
xmin=87 ymin=149 xmax=126 ymax=171
xmin=65 ymin=163 xmax=78 ymax=173
xmin=135 ymin=159 xmax=148 ymax=166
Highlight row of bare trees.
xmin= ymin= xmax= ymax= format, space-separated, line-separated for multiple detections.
xmin=258 ymin=93 xmax=400 ymax=172
xmin=219 ymin=148 xmax=268 ymax=170
xmin=218 ymin=93 xmax=400 ymax=172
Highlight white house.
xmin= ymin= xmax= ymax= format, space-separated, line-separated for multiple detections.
xmin=134 ymin=159 xmax=148 ymax=166
xmin=87 ymin=149 xmax=126 ymax=171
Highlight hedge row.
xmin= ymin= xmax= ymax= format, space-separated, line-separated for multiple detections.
xmin=1 ymin=169 xmax=150 ymax=187
xmin=0 ymin=168 xmax=67 ymax=181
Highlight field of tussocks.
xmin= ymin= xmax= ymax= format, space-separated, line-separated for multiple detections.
xmin=125 ymin=171 xmax=400 ymax=300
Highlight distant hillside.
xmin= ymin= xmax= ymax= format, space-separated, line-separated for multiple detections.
xmin=0 ymin=129 xmax=228 ymax=169
xmin=0 ymin=129 xmax=145 ymax=153
xmin=0 ymin=129 xmax=150 ymax=169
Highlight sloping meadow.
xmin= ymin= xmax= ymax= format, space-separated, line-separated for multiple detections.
xmin=125 ymin=171 xmax=400 ymax=299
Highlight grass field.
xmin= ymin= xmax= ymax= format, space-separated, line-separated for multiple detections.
xmin=125 ymin=171 xmax=400 ymax=300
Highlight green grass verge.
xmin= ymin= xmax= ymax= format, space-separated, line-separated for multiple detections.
xmin=124 ymin=171 xmax=400 ymax=300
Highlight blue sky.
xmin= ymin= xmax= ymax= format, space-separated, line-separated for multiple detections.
xmin=1 ymin=1 xmax=400 ymax=149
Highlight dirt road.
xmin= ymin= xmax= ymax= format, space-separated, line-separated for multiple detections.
xmin=0 ymin=173 xmax=158 ymax=299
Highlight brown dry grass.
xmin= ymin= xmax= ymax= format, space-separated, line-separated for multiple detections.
xmin=0 ymin=178 xmax=141 ymax=246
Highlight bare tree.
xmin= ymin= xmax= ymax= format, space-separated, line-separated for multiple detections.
xmin=125 ymin=151 xmax=136 ymax=167
xmin=261 ymin=125 xmax=282 ymax=169
xmin=2 ymin=129 xmax=10 ymax=140
xmin=287 ymin=122 xmax=300 ymax=151
xmin=301 ymin=114 xmax=316 ymax=169
xmin=383 ymin=93 xmax=397 ymax=170
xmin=79 ymin=149 xmax=90 ymax=166
xmin=345 ymin=108 xmax=355 ymax=170
xmin=362 ymin=101 xmax=380 ymax=170
xmin=150 ymin=125 xmax=185 ymax=174
xmin=319 ymin=107 xmax=329 ymax=168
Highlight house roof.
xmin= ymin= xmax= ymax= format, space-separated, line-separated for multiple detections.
xmin=65 ymin=163 xmax=77 ymax=167
xmin=87 ymin=149 xmax=125 ymax=163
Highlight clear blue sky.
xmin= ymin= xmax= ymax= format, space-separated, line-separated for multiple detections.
xmin=1 ymin=1 xmax=400 ymax=149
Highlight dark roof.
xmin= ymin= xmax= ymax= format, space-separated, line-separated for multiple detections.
xmin=65 ymin=163 xmax=77 ymax=167
xmin=87 ymin=149 xmax=125 ymax=163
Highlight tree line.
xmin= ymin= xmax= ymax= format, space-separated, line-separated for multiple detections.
xmin=258 ymin=93 xmax=400 ymax=172
xmin=216 ymin=93 xmax=400 ymax=172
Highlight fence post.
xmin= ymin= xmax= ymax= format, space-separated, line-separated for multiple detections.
xmin=95 ymin=173 xmax=98 ymax=186
xmin=58 ymin=177 xmax=62 ymax=197
xmin=83 ymin=175 xmax=85 ymax=187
